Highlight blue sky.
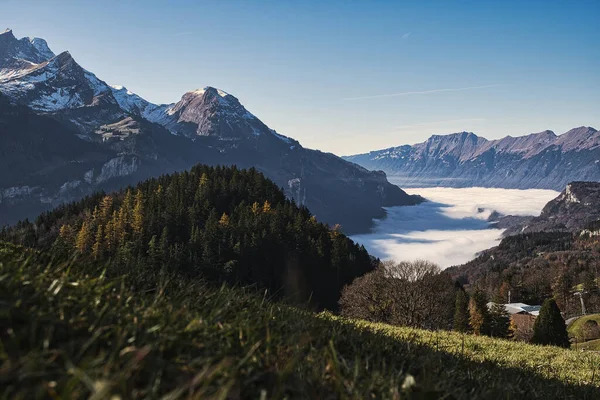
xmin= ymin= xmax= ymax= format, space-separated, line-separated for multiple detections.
xmin=2 ymin=0 xmax=599 ymax=155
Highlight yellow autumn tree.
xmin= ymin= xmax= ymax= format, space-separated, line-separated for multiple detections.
xmin=219 ymin=213 xmax=230 ymax=226
xmin=122 ymin=189 xmax=134 ymax=225
xmin=99 ymin=195 xmax=114 ymax=222
xmin=104 ymin=210 xmax=118 ymax=251
xmin=75 ymin=221 xmax=93 ymax=253
xmin=116 ymin=206 xmax=128 ymax=243
xmin=199 ymin=172 xmax=209 ymax=187
xmin=132 ymin=190 xmax=144 ymax=234
xmin=262 ymin=200 xmax=271 ymax=213
xmin=251 ymin=201 xmax=260 ymax=215
xmin=92 ymin=224 xmax=104 ymax=259
xmin=58 ymin=224 xmax=74 ymax=242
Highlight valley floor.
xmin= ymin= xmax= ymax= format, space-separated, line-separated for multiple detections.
xmin=1 ymin=243 xmax=599 ymax=399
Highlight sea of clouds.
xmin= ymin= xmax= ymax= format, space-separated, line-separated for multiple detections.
xmin=350 ymin=187 xmax=559 ymax=269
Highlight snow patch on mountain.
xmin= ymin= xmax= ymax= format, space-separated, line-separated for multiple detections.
xmin=30 ymin=89 xmax=84 ymax=111
xmin=109 ymin=84 xmax=172 ymax=123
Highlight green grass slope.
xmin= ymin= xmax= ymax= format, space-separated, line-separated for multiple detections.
xmin=576 ymin=339 xmax=600 ymax=351
xmin=569 ymin=314 xmax=600 ymax=338
xmin=2 ymin=243 xmax=600 ymax=399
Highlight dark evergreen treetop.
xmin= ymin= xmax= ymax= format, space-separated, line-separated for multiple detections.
xmin=0 ymin=164 xmax=376 ymax=310
xmin=531 ymin=298 xmax=570 ymax=348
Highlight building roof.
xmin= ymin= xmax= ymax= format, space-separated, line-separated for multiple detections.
xmin=487 ymin=302 xmax=541 ymax=316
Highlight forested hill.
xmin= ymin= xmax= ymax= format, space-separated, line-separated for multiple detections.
xmin=0 ymin=164 xmax=375 ymax=310
xmin=447 ymin=225 xmax=600 ymax=318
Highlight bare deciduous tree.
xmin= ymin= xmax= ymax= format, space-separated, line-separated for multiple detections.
xmin=340 ymin=260 xmax=456 ymax=330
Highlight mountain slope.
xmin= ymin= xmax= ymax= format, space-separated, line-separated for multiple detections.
xmin=344 ymin=128 xmax=600 ymax=190
xmin=0 ymin=29 xmax=421 ymax=233
xmin=501 ymin=181 xmax=600 ymax=235
xmin=1 ymin=164 xmax=377 ymax=310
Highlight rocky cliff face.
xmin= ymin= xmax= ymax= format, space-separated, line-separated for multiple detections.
xmin=0 ymin=29 xmax=421 ymax=233
xmin=344 ymin=128 xmax=600 ymax=190
xmin=501 ymin=182 xmax=600 ymax=235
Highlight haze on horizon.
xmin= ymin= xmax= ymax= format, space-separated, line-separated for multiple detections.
xmin=1 ymin=0 xmax=599 ymax=155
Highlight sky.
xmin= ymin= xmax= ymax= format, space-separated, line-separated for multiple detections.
xmin=350 ymin=186 xmax=559 ymax=268
xmin=2 ymin=0 xmax=599 ymax=155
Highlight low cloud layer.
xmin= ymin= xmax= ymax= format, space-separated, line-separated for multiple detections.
xmin=350 ymin=187 xmax=559 ymax=269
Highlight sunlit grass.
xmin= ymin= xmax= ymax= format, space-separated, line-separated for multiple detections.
xmin=2 ymin=243 xmax=600 ymax=399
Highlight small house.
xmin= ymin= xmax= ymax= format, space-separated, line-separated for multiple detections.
xmin=487 ymin=302 xmax=541 ymax=340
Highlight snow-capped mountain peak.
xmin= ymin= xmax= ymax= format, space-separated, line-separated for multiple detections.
xmin=189 ymin=86 xmax=230 ymax=98
xmin=157 ymin=86 xmax=266 ymax=138
xmin=0 ymin=28 xmax=55 ymax=68
xmin=27 ymin=37 xmax=55 ymax=60
xmin=0 ymin=32 xmax=299 ymax=145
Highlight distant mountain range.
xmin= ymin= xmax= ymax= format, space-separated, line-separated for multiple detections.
xmin=0 ymin=29 xmax=421 ymax=232
xmin=344 ymin=128 xmax=600 ymax=190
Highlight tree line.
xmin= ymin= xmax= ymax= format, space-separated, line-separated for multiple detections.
xmin=339 ymin=261 xmax=570 ymax=347
xmin=0 ymin=164 xmax=376 ymax=310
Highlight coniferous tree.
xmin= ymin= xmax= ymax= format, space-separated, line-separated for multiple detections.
xmin=489 ymin=301 xmax=511 ymax=338
xmin=52 ymin=224 xmax=74 ymax=258
xmin=531 ymin=298 xmax=570 ymax=348
xmin=1 ymin=165 xmax=376 ymax=310
xmin=132 ymin=190 xmax=144 ymax=234
xmin=92 ymin=224 xmax=104 ymax=260
xmin=75 ymin=221 xmax=93 ymax=253
xmin=146 ymin=235 xmax=158 ymax=267
xmin=99 ymin=195 xmax=113 ymax=222
xmin=469 ymin=289 xmax=490 ymax=336
xmin=453 ymin=289 xmax=470 ymax=332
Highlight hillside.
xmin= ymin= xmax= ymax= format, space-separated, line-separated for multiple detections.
xmin=502 ymin=181 xmax=600 ymax=235
xmin=0 ymin=29 xmax=421 ymax=233
xmin=344 ymin=128 xmax=600 ymax=190
xmin=447 ymin=224 xmax=600 ymax=317
xmin=2 ymin=243 xmax=599 ymax=399
xmin=0 ymin=164 xmax=380 ymax=310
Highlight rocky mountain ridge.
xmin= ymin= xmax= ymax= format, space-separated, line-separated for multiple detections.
xmin=344 ymin=128 xmax=600 ymax=190
xmin=0 ymin=29 xmax=421 ymax=232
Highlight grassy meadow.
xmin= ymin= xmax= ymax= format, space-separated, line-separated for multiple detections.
xmin=1 ymin=242 xmax=600 ymax=399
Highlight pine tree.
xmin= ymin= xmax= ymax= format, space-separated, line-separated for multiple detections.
xmin=199 ymin=172 xmax=209 ymax=187
xmin=147 ymin=235 xmax=160 ymax=270
xmin=453 ymin=289 xmax=470 ymax=332
xmin=92 ymin=224 xmax=104 ymax=260
xmin=219 ymin=213 xmax=230 ymax=226
xmin=531 ymin=298 xmax=570 ymax=348
xmin=99 ymin=195 xmax=114 ymax=222
xmin=52 ymin=224 xmax=74 ymax=257
xmin=489 ymin=301 xmax=511 ymax=338
xmin=132 ymin=190 xmax=144 ymax=234
xmin=122 ymin=189 xmax=134 ymax=224
xmin=468 ymin=289 xmax=490 ymax=336
xmin=262 ymin=200 xmax=271 ymax=213
xmin=75 ymin=221 xmax=93 ymax=253
xmin=116 ymin=207 xmax=128 ymax=244
xmin=104 ymin=211 xmax=118 ymax=253
xmin=497 ymin=281 xmax=511 ymax=303
xmin=159 ymin=226 xmax=170 ymax=264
